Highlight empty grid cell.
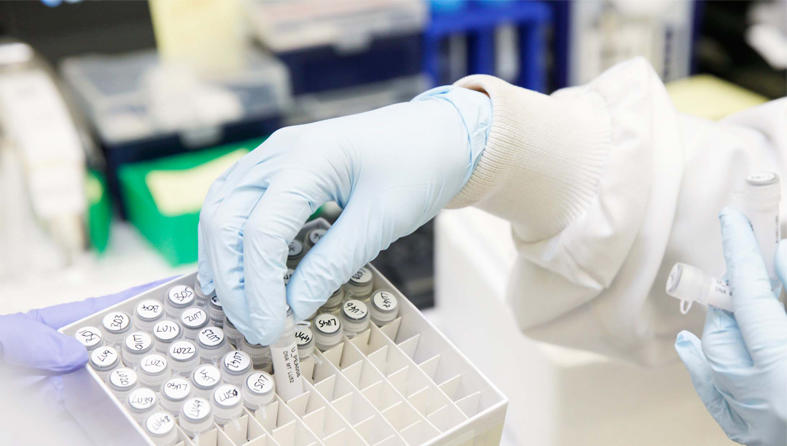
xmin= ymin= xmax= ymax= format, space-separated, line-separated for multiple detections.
xmin=381 ymin=401 xmax=421 ymax=431
xmin=353 ymin=414 xmax=400 ymax=445
xmin=323 ymin=428 xmax=367 ymax=446
xmin=240 ymin=431 xmax=274 ymax=446
xmin=330 ymin=391 xmax=375 ymax=425
xmin=426 ymin=404 xmax=467 ymax=432
xmin=341 ymin=359 xmax=384 ymax=391
xmin=362 ymin=381 xmax=402 ymax=412
xmin=408 ymin=386 xmax=447 ymax=416
xmin=386 ymin=367 xmax=430 ymax=398
xmin=369 ymin=434 xmax=407 ymax=446
xmin=367 ymin=345 xmax=409 ymax=377
xmin=271 ymin=419 xmax=318 ymax=446
xmin=455 ymin=391 xmax=483 ymax=418
xmin=218 ymin=413 xmax=248 ymax=444
xmin=399 ymin=420 xmax=440 ymax=446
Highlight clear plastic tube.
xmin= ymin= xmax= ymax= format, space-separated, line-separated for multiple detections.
xmin=107 ymin=367 xmax=138 ymax=397
xmin=179 ymin=307 xmax=209 ymax=339
xmin=197 ymin=326 xmax=229 ymax=363
xmin=122 ymin=331 xmax=153 ymax=369
xmin=165 ymin=285 xmax=195 ymax=318
xmin=242 ymin=371 xmax=275 ymax=411
xmin=666 ymin=263 xmax=732 ymax=313
xmin=312 ymin=313 xmax=343 ymax=352
xmin=344 ymin=266 xmax=374 ymax=301
xmin=240 ymin=338 xmax=272 ymax=372
xmin=179 ymin=397 xmax=213 ymax=438
xmin=735 ymin=172 xmax=781 ymax=290
xmin=160 ymin=377 xmax=192 ymax=414
xmin=168 ymin=340 xmax=199 ymax=375
xmin=341 ymin=299 xmax=370 ymax=338
xmin=191 ymin=363 xmax=222 ymax=400
xmin=138 ymin=353 xmax=171 ymax=388
xmin=101 ymin=311 xmax=132 ymax=347
xmin=144 ymin=411 xmax=178 ymax=446
xmin=89 ymin=345 xmax=119 ymax=379
xmin=320 ymin=288 xmax=345 ymax=316
xmin=221 ymin=350 xmax=252 ymax=387
xmin=74 ymin=326 xmax=103 ymax=351
xmin=369 ymin=290 xmax=399 ymax=326
xmin=270 ymin=310 xmax=303 ymax=401
xmin=127 ymin=387 xmax=158 ymax=423
xmin=134 ymin=299 xmax=164 ymax=331
xmin=294 ymin=325 xmax=314 ymax=360
xmin=212 ymin=384 xmax=243 ymax=425
xmin=152 ymin=320 xmax=181 ymax=353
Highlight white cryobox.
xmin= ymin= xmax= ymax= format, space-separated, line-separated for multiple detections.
xmin=60 ymin=219 xmax=507 ymax=445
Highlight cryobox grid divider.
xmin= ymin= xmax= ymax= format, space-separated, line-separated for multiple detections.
xmin=60 ymin=219 xmax=507 ymax=446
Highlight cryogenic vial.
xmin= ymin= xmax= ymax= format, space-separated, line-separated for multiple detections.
xmin=287 ymin=239 xmax=304 ymax=268
xmin=270 ymin=310 xmax=303 ymax=401
xmin=220 ymin=350 xmax=252 ymax=387
xmin=127 ymin=387 xmax=158 ymax=422
xmin=144 ymin=411 xmax=178 ymax=446
xmin=345 ymin=267 xmax=373 ymax=301
xmin=89 ymin=345 xmax=119 ymax=379
xmin=193 ymin=277 xmax=214 ymax=307
xmin=321 ymin=287 xmax=345 ymax=316
xmin=74 ymin=326 xmax=103 ymax=351
xmin=283 ymin=268 xmax=295 ymax=286
xmin=312 ymin=313 xmax=343 ymax=351
xmin=180 ymin=307 xmax=209 ymax=339
xmin=134 ymin=299 xmax=164 ymax=331
xmin=341 ymin=299 xmax=370 ymax=338
xmin=666 ymin=263 xmax=732 ymax=313
xmin=240 ymin=338 xmax=272 ymax=372
xmin=370 ymin=290 xmax=399 ymax=326
xmin=160 ymin=376 xmax=192 ymax=414
xmin=138 ymin=353 xmax=170 ymax=388
xmin=735 ymin=172 xmax=781 ymax=289
xmin=294 ymin=325 xmax=314 ymax=359
xmin=207 ymin=295 xmax=224 ymax=327
xmin=197 ymin=326 xmax=229 ymax=363
xmin=101 ymin=311 xmax=131 ymax=346
xmin=223 ymin=317 xmax=243 ymax=347
xmin=212 ymin=384 xmax=243 ymax=425
xmin=242 ymin=371 xmax=275 ymax=411
xmin=168 ymin=340 xmax=200 ymax=375
xmin=303 ymin=228 xmax=326 ymax=249
xmin=191 ymin=363 xmax=222 ymax=399
xmin=165 ymin=285 xmax=196 ymax=318
xmin=179 ymin=397 xmax=213 ymax=438
xmin=108 ymin=367 xmax=138 ymax=397
xmin=122 ymin=331 xmax=153 ymax=369
xmin=152 ymin=320 xmax=181 ymax=353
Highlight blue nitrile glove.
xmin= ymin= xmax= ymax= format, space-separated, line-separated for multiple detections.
xmin=0 ymin=279 xmax=170 ymax=373
xmin=675 ymin=208 xmax=787 ymax=446
xmin=198 ymin=86 xmax=492 ymax=344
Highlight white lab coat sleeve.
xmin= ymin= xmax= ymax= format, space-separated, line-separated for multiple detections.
xmin=452 ymin=58 xmax=787 ymax=364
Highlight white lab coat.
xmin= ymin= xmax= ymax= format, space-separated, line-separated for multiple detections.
xmin=450 ymin=58 xmax=787 ymax=365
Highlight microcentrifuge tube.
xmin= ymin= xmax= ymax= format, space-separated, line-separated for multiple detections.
xmin=666 ymin=263 xmax=733 ymax=313
xmin=242 ymin=371 xmax=275 ymax=411
xmin=168 ymin=340 xmax=200 ymax=376
xmin=74 ymin=326 xmax=103 ymax=351
xmin=735 ymin=172 xmax=781 ymax=290
xmin=179 ymin=397 xmax=214 ymax=438
xmin=212 ymin=384 xmax=243 ymax=425
xmin=107 ymin=367 xmax=138 ymax=397
xmin=270 ymin=310 xmax=303 ymax=401
xmin=341 ymin=299 xmax=370 ymax=338
xmin=197 ymin=326 xmax=229 ymax=363
xmin=222 ymin=317 xmax=243 ymax=347
xmin=152 ymin=320 xmax=182 ymax=353
xmin=134 ymin=299 xmax=164 ymax=332
xmin=240 ymin=338 xmax=272 ymax=372
xmin=160 ymin=376 xmax=192 ymax=414
xmin=345 ymin=266 xmax=374 ymax=301
xmin=312 ymin=313 xmax=343 ymax=352
xmin=165 ymin=285 xmax=195 ymax=318
xmin=144 ymin=411 xmax=178 ymax=446
xmin=127 ymin=387 xmax=158 ymax=422
xmin=89 ymin=345 xmax=119 ymax=379
xmin=370 ymin=290 xmax=399 ymax=326
xmin=207 ymin=295 xmax=224 ymax=327
xmin=294 ymin=325 xmax=314 ymax=360
xmin=138 ymin=353 xmax=171 ymax=388
xmin=101 ymin=311 xmax=132 ymax=347
xmin=180 ymin=307 xmax=209 ymax=339
xmin=303 ymin=228 xmax=326 ymax=249
xmin=220 ymin=350 xmax=252 ymax=387
xmin=191 ymin=363 xmax=222 ymax=400
xmin=123 ymin=331 xmax=153 ymax=369
xmin=287 ymin=239 xmax=304 ymax=268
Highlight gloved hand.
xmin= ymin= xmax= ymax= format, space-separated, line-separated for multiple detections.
xmin=675 ymin=208 xmax=787 ymax=446
xmin=198 ymin=86 xmax=491 ymax=344
xmin=0 ymin=279 xmax=170 ymax=373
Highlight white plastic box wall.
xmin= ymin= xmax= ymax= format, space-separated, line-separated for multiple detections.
xmin=60 ymin=219 xmax=507 ymax=446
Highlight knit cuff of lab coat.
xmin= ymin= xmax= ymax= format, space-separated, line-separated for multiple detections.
xmin=448 ymin=75 xmax=611 ymax=241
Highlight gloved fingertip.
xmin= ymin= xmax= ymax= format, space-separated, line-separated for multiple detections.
xmin=51 ymin=337 xmax=90 ymax=373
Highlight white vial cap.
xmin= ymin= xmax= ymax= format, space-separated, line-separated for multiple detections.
xmin=101 ymin=311 xmax=131 ymax=335
xmin=153 ymin=320 xmax=181 ymax=344
xmin=243 ymin=371 xmax=275 ymax=409
xmin=666 ymin=263 xmax=733 ymax=312
xmin=350 ymin=267 xmax=373 ymax=287
xmin=128 ymin=387 xmax=157 ymax=413
xmin=108 ymin=367 xmax=138 ymax=392
xmin=181 ymin=397 xmax=212 ymax=423
xmin=162 ymin=377 xmax=192 ymax=402
xmin=198 ymin=326 xmax=225 ymax=350
xmin=313 ymin=313 xmax=343 ymax=350
xmin=90 ymin=346 xmax=119 ymax=371
xmin=169 ymin=340 xmax=198 ymax=363
xmin=140 ymin=354 xmax=169 ymax=376
xmin=342 ymin=299 xmax=369 ymax=322
xmin=305 ymin=228 xmax=326 ymax=247
xmin=124 ymin=331 xmax=153 ymax=355
xmin=192 ymin=364 xmax=221 ymax=391
xmin=294 ymin=325 xmax=314 ymax=358
xmin=180 ymin=307 xmax=209 ymax=330
xmin=145 ymin=411 xmax=176 ymax=439
xmin=135 ymin=299 xmax=164 ymax=323
xmin=288 ymin=239 xmax=303 ymax=258
xmin=167 ymin=285 xmax=195 ymax=309
xmin=75 ymin=326 xmax=102 ymax=350
xmin=213 ymin=383 xmax=242 ymax=413
xmin=370 ymin=290 xmax=399 ymax=325
xmin=222 ymin=350 xmax=252 ymax=376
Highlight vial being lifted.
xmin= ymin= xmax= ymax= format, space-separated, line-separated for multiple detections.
xmin=270 ymin=310 xmax=303 ymax=401
xmin=144 ymin=411 xmax=178 ymax=446
xmin=734 ymin=172 xmax=781 ymax=290
xmin=665 ymin=263 xmax=732 ymax=313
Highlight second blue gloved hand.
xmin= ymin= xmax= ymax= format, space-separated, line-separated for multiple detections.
xmin=198 ymin=86 xmax=491 ymax=344
xmin=676 ymin=208 xmax=787 ymax=446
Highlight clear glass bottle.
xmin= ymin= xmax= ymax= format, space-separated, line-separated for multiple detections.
xmin=160 ymin=376 xmax=192 ymax=415
xmin=197 ymin=326 xmax=229 ymax=363
xmin=74 ymin=326 xmax=103 ymax=351
xmin=165 ymin=285 xmax=196 ymax=318
xmin=340 ymin=299 xmax=370 ymax=339
xmin=168 ymin=340 xmax=200 ymax=376
xmin=242 ymin=371 xmax=275 ymax=411
xmin=134 ymin=299 xmax=164 ymax=331
xmin=191 ymin=363 xmax=222 ymax=400
xmin=240 ymin=338 xmax=272 ymax=372
xmin=212 ymin=384 xmax=243 ymax=425
xmin=138 ymin=353 xmax=170 ymax=388
xmin=312 ymin=313 xmax=343 ymax=352
xmin=344 ymin=266 xmax=373 ymax=302
xmin=179 ymin=397 xmax=214 ymax=439
xmin=107 ymin=367 xmax=138 ymax=397
xmin=294 ymin=325 xmax=314 ymax=360
xmin=127 ymin=387 xmax=158 ymax=422
xmin=152 ymin=320 xmax=182 ymax=353
xmin=122 ymin=331 xmax=153 ymax=369
xmin=369 ymin=290 xmax=399 ymax=326
xmin=101 ymin=311 xmax=132 ymax=347
xmin=220 ymin=350 xmax=252 ymax=387
xmin=89 ymin=345 xmax=119 ymax=379
xmin=144 ymin=411 xmax=178 ymax=446
xmin=179 ymin=307 xmax=209 ymax=339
